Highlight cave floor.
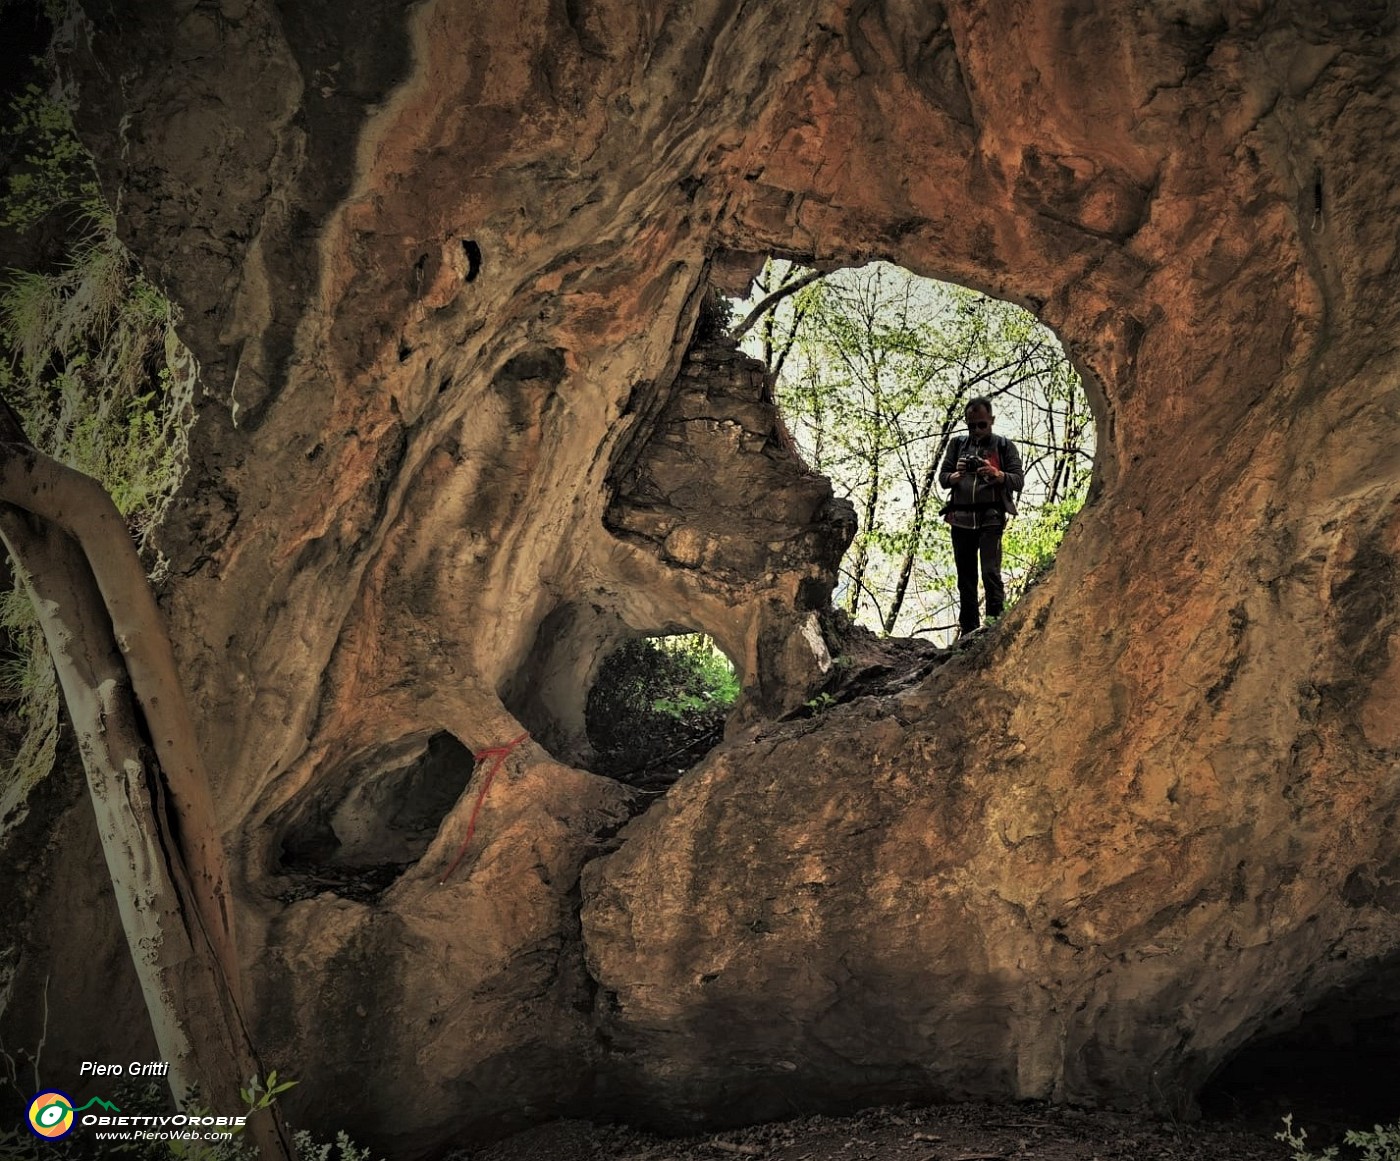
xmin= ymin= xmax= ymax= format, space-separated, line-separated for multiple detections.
xmin=463 ymin=1102 xmax=1291 ymax=1161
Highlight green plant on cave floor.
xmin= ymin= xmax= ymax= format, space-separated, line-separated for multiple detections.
xmin=0 ymin=81 xmax=195 ymax=814
xmin=176 ymin=1072 xmax=385 ymax=1161
xmin=1279 ymin=1113 xmax=1400 ymax=1161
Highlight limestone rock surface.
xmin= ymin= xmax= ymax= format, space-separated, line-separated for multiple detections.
xmin=2 ymin=0 xmax=1400 ymax=1155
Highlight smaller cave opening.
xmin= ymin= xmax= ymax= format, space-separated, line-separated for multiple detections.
xmin=275 ymin=731 xmax=475 ymax=903
xmin=1199 ymin=956 xmax=1400 ymax=1141
xmin=584 ymin=632 xmax=739 ymax=792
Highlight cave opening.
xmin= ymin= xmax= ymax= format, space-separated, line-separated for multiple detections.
xmin=274 ymin=730 xmax=475 ymax=902
xmin=727 ymin=259 xmax=1096 ymax=647
xmin=584 ymin=632 xmax=739 ymax=792
xmin=1199 ymin=956 xmax=1400 ymax=1140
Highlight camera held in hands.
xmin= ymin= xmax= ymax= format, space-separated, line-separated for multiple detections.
xmin=959 ymin=453 xmax=987 ymax=472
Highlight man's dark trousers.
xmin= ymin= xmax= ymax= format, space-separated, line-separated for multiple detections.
xmin=951 ymin=524 xmax=1005 ymax=633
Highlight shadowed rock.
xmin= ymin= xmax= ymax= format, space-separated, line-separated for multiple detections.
xmin=3 ymin=0 xmax=1400 ymax=1155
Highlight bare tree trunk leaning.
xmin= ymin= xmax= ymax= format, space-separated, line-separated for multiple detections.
xmin=0 ymin=422 xmax=295 ymax=1160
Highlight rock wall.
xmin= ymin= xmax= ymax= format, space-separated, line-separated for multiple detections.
xmin=605 ymin=325 xmax=855 ymax=728
xmin=5 ymin=0 xmax=1400 ymax=1154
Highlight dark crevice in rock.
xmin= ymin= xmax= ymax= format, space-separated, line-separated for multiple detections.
xmin=1199 ymin=951 xmax=1400 ymax=1136
xmin=462 ymin=238 xmax=482 ymax=282
xmin=349 ymin=422 xmax=411 ymax=558
xmin=275 ymin=862 xmax=411 ymax=905
xmin=272 ymin=731 xmax=474 ymax=903
xmin=1328 ymin=529 xmax=1396 ymax=677
xmin=500 ymin=601 xmax=631 ymax=768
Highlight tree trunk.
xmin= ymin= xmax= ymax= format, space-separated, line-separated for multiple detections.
xmin=845 ymin=461 xmax=881 ymax=619
xmin=884 ymin=405 xmax=967 ymax=634
xmin=732 ymin=268 xmax=824 ymax=340
xmin=882 ymin=452 xmax=939 ymax=635
xmin=0 ymin=442 xmax=295 ymax=1160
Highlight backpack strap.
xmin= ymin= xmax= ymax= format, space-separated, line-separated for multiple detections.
xmin=946 ymin=433 xmax=966 ymax=469
xmin=996 ymin=435 xmax=1022 ymax=494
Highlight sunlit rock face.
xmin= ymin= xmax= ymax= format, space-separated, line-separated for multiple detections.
xmin=13 ymin=0 xmax=1400 ymax=1151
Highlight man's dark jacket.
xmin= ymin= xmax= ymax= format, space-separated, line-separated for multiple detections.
xmin=938 ymin=432 xmax=1024 ymax=530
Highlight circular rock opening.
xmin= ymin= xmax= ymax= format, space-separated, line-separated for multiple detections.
xmin=584 ymin=632 xmax=739 ymax=791
xmin=275 ymin=730 xmax=475 ymax=902
xmin=729 ymin=259 xmax=1097 ymax=645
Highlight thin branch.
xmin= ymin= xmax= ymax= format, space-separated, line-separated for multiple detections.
xmin=732 ymin=269 xmax=825 ymax=339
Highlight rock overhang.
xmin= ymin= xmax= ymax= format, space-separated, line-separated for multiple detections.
xmin=9 ymin=0 xmax=1399 ymax=1151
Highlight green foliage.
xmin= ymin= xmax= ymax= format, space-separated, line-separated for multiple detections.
xmin=0 ymin=83 xmax=195 ymax=812
xmin=586 ymin=634 xmax=739 ymax=785
xmin=208 ymin=1070 xmax=380 ymax=1160
xmin=1278 ymin=1114 xmax=1400 ymax=1161
xmin=603 ymin=632 xmax=739 ymax=721
xmin=0 ymin=81 xmax=100 ymax=233
xmin=648 ymin=633 xmax=740 ymax=716
xmin=733 ymin=259 xmax=1094 ymax=640
xmin=290 ymin=1130 xmax=383 ymax=1161
xmin=1002 ymin=495 xmax=1086 ymax=594
xmin=155 ymin=1072 xmax=306 ymax=1161
xmin=0 ymin=228 xmax=193 ymax=533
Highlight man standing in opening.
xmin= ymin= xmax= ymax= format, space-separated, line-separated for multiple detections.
xmin=939 ymin=396 xmax=1024 ymax=642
